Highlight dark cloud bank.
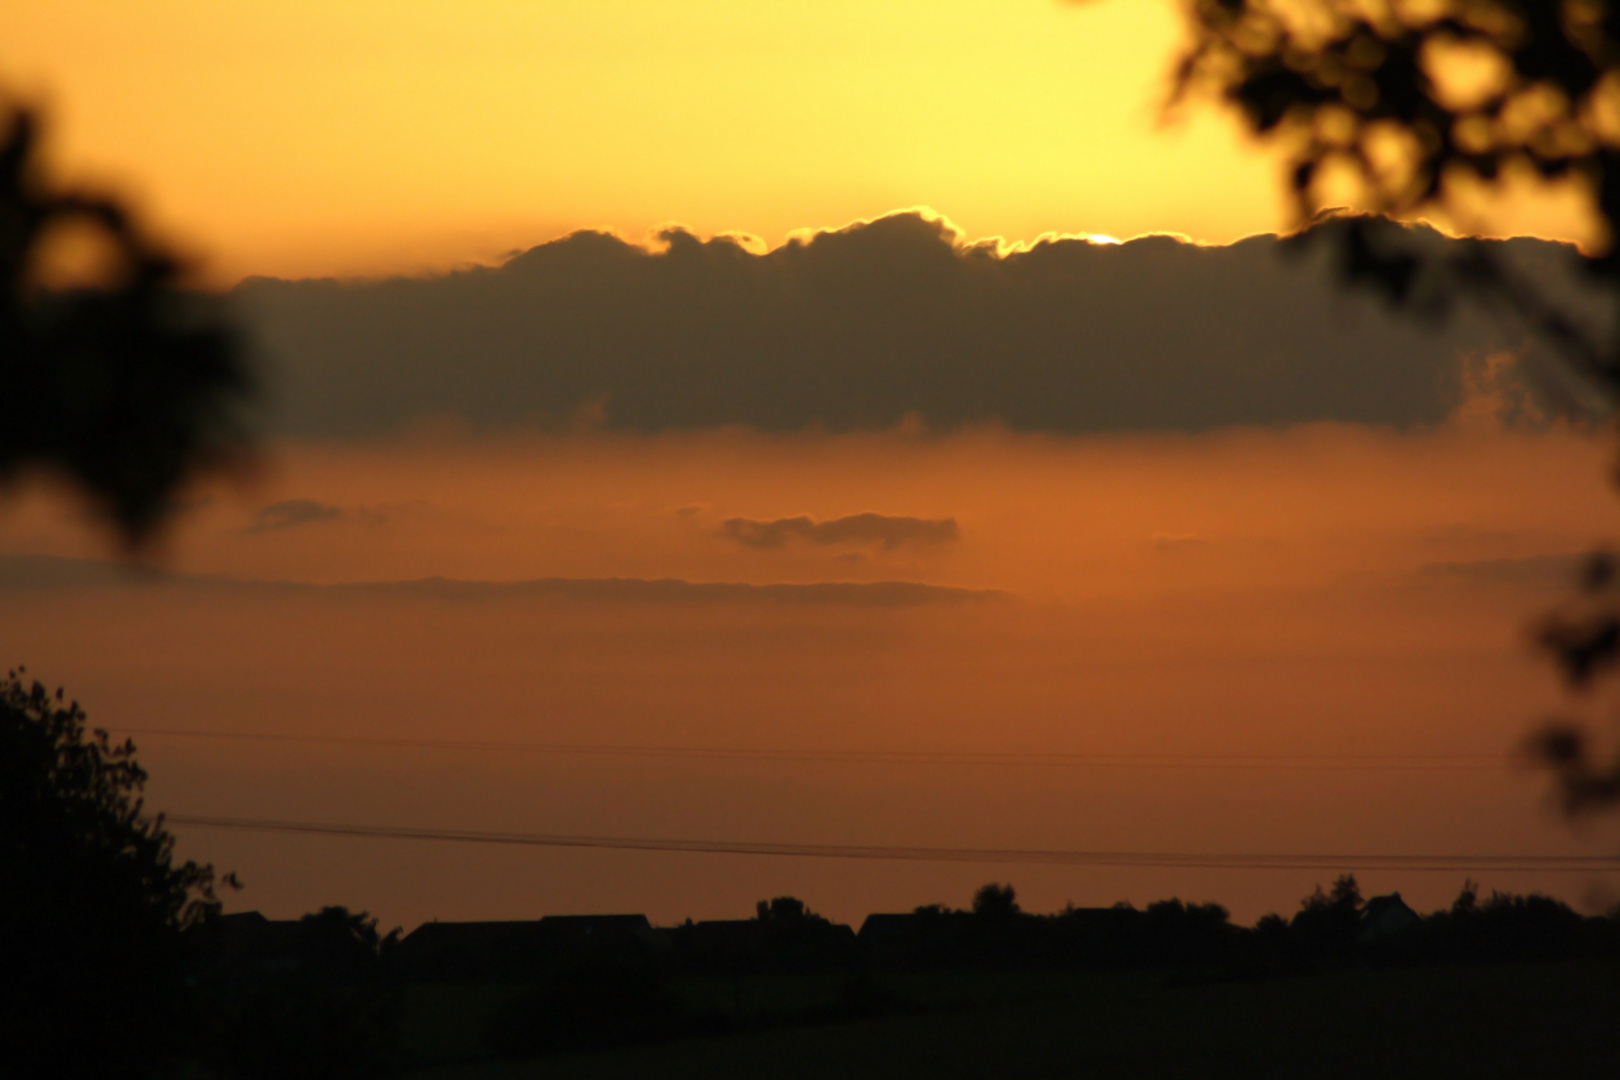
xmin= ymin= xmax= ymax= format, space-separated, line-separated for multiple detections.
xmin=234 ymin=212 xmax=1606 ymax=438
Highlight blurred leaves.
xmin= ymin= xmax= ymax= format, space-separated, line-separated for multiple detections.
xmin=1529 ymin=551 xmax=1620 ymax=815
xmin=1175 ymin=0 xmax=1620 ymax=392
xmin=0 ymin=105 xmax=249 ymax=547
xmin=1177 ymin=0 xmax=1620 ymax=819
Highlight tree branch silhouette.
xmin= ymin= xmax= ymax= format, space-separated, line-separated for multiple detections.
xmin=0 ymin=105 xmax=249 ymax=547
xmin=1174 ymin=0 xmax=1620 ymax=816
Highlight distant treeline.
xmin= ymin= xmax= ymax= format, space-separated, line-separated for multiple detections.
xmin=184 ymin=877 xmax=1620 ymax=1075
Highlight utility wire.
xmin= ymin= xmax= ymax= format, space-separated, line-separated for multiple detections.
xmin=168 ymin=814 xmax=1620 ymax=872
xmin=119 ymin=728 xmax=1507 ymax=771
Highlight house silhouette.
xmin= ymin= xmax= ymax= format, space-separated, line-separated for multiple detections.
xmin=395 ymin=914 xmax=657 ymax=981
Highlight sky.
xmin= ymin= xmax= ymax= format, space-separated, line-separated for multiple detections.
xmin=8 ymin=0 xmax=1285 ymax=282
xmin=3 ymin=0 xmax=1620 ymax=929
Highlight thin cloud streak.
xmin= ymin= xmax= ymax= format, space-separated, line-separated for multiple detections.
xmin=720 ymin=513 xmax=959 ymax=550
xmin=0 ymin=553 xmax=993 ymax=607
xmin=244 ymin=498 xmax=344 ymax=535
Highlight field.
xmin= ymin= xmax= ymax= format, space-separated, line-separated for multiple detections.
xmin=402 ymin=958 xmax=1620 ymax=1079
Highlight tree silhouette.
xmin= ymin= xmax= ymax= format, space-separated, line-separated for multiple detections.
xmin=296 ymin=905 xmax=401 ymax=982
xmin=756 ymin=895 xmax=818 ymax=922
xmin=1175 ymin=0 xmax=1620 ymax=814
xmin=972 ymin=882 xmax=1021 ymax=920
xmin=0 ymin=669 xmax=233 ymax=1078
xmin=0 ymin=97 xmax=250 ymax=1075
xmin=0 ymin=105 xmax=248 ymax=547
xmin=1290 ymin=873 xmax=1364 ymax=959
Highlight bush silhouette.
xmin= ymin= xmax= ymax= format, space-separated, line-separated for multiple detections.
xmin=0 ymin=670 xmax=231 ymax=1078
xmin=1290 ymin=874 xmax=1365 ymax=961
xmin=972 ymin=883 xmax=1020 ymax=921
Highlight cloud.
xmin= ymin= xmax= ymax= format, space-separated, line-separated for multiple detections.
xmin=1417 ymin=552 xmax=1580 ymax=587
xmin=0 ymin=553 xmax=993 ymax=606
xmin=0 ymin=554 xmax=172 ymax=591
xmin=325 ymin=576 xmax=992 ymax=605
xmin=234 ymin=212 xmax=1607 ymax=438
xmin=245 ymin=498 xmax=345 ymax=535
xmin=720 ymin=512 xmax=959 ymax=550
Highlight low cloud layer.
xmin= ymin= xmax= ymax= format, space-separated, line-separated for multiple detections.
xmin=326 ymin=576 xmax=990 ymax=605
xmin=0 ymin=553 xmax=170 ymax=591
xmin=721 ymin=513 xmax=959 ymax=550
xmin=235 ymin=213 xmax=1602 ymax=438
xmin=0 ymin=554 xmax=989 ymax=606
xmin=1418 ymin=552 xmax=1581 ymax=587
xmin=245 ymin=498 xmax=345 ymax=535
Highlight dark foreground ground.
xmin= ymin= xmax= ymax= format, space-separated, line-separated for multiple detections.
xmin=403 ymin=958 xmax=1620 ymax=1080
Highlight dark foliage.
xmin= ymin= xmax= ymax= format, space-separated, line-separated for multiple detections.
xmin=1402 ymin=884 xmax=1595 ymax=961
xmin=484 ymin=961 xmax=906 ymax=1060
xmin=189 ymin=906 xmax=404 ymax=1080
xmin=484 ymin=901 xmax=904 ymax=1060
xmin=757 ymin=895 xmax=818 ymax=922
xmin=1138 ymin=898 xmax=1238 ymax=966
xmin=0 ymin=669 xmax=230 ymax=1079
xmin=1177 ymin=1 xmax=1620 ymax=245
xmin=198 ymin=982 xmax=403 ymax=1080
xmin=0 ymin=106 xmax=248 ymax=546
xmin=487 ymin=959 xmax=725 ymax=1057
xmin=860 ymin=886 xmax=1236 ymax=972
xmin=971 ymin=882 xmax=1020 ymax=920
xmin=1289 ymin=874 xmax=1366 ymax=960
xmin=1177 ymin=0 xmax=1620 ymax=815
xmin=1352 ymin=879 xmax=1620 ymax=969
xmin=855 ymin=878 xmax=1615 ymax=978
xmin=1529 ymin=550 xmax=1620 ymax=810
xmin=296 ymin=904 xmax=404 ymax=982
xmin=179 ymin=880 xmax=1620 ymax=1066
xmin=550 ymin=904 xmax=856 ymax=986
xmin=753 ymin=896 xmax=861 ymax=973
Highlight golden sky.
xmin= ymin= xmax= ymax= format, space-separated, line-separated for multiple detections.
xmin=4 ymin=0 xmax=1295 ymax=280
xmin=5 ymin=0 xmax=1596 ymax=284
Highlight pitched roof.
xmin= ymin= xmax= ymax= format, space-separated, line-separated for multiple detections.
xmin=1360 ymin=892 xmax=1422 ymax=939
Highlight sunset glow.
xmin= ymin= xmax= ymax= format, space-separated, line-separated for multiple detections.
xmin=2 ymin=1 xmax=1292 ymax=281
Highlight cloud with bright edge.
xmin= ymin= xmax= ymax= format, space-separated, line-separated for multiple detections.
xmin=233 ymin=211 xmax=1608 ymax=439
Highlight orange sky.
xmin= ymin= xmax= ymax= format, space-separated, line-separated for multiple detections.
xmin=5 ymin=0 xmax=1297 ymax=281
xmin=4 ymin=0 xmax=1618 ymax=927
xmin=0 ymin=0 xmax=1437 ymax=286
xmin=4 ymin=420 xmax=1619 ymax=925
xmin=4 ymin=1 xmax=1597 ymax=284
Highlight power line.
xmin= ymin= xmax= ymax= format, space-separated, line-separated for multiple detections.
xmin=118 ymin=728 xmax=1508 ymax=771
xmin=169 ymin=814 xmax=1620 ymax=872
